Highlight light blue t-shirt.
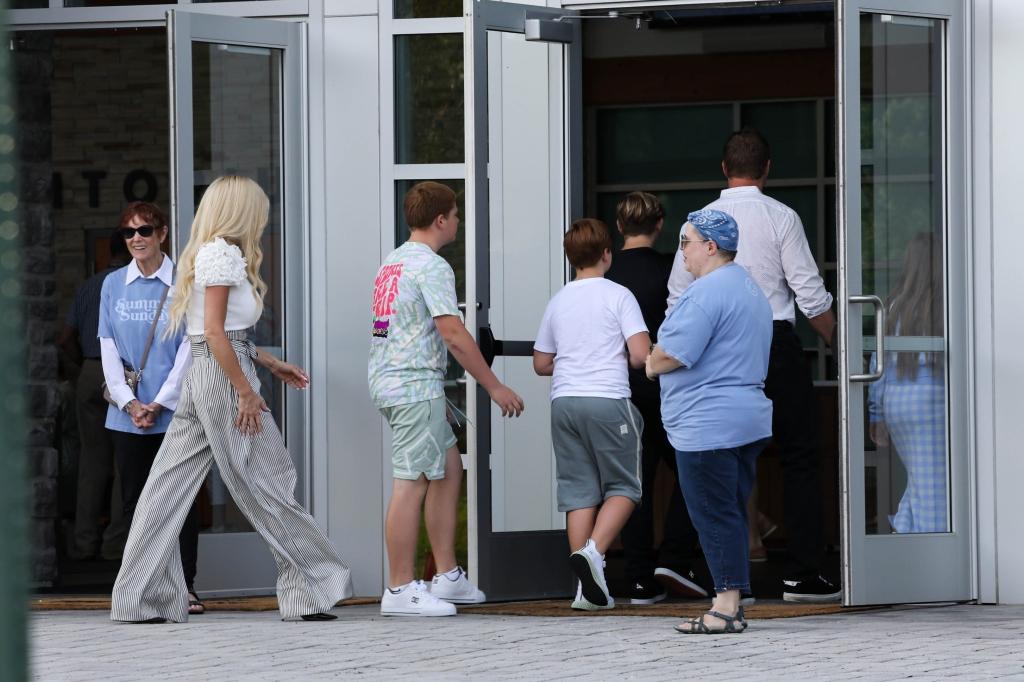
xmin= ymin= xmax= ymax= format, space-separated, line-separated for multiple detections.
xmin=658 ymin=262 xmax=773 ymax=451
xmin=98 ymin=264 xmax=185 ymax=434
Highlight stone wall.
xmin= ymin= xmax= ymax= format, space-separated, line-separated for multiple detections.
xmin=15 ymin=32 xmax=58 ymax=586
xmin=52 ymin=29 xmax=168 ymax=304
xmin=16 ymin=28 xmax=168 ymax=585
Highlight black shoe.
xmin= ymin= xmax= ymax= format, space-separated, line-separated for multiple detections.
xmin=616 ymin=577 xmax=667 ymax=605
xmin=299 ymin=612 xmax=338 ymax=621
xmin=653 ymin=566 xmax=708 ymax=598
xmin=782 ymin=575 xmax=841 ymax=603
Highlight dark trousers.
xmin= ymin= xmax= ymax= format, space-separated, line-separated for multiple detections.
xmin=111 ymin=430 xmax=200 ymax=591
xmin=765 ymin=321 xmax=824 ymax=579
xmin=72 ymin=359 xmax=129 ymax=557
xmin=676 ymin=439 xmax=769 ymax=594
xmin=620 ymin=394 xmax=700 ymax=579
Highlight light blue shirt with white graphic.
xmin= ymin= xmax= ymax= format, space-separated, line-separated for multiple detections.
xmin=98 ymin=256 xmax=185 ymax=434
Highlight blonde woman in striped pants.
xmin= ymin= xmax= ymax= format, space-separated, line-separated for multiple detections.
xmin=111 ymin=175 xmax=352 ymax=623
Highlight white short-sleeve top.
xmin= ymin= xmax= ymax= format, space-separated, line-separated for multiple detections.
xmin=186 ymin=238 xmax=262 ymax=335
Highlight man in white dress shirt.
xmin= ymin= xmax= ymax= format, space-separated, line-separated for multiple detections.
xmin=667 ymin=128 xmax=840 ymax=603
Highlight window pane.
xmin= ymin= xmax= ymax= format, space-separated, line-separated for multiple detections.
xmin=394 ymin=179 xmax=466 ymax=453
xmin=860 ymin=13 xmax=948 ymax=536
xmin=395 ymin=0 xmax=461 ymax=18
xmin=596 ymin=105 xmax=733 ymax=184
xmin=191 ymin=41 xmax=291 ymax=532
xmin=394 ymin=34 xmax=464 ymax=164
xmin=741 ymin=101 xmax=818 ymax=179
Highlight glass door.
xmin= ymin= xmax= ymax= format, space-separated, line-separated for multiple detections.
xmin=167 ymin=10 xmax=304 ymax=595
xmin=466 ymin=1 xmax=582 ymax=600
xmin=838 ymin=0 xmax=970 ymax=605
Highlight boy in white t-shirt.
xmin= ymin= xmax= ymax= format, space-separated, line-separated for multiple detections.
xmin=369 ymin=182 xmax=525 ymax=617
xmin=533 ymin=218 xmax=651 ymax=610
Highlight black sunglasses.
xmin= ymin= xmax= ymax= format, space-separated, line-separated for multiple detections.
xmin=120 ymin=225 xmax=158 ymax=239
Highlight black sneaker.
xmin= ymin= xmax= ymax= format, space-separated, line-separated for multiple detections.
xmin=782 ymin=575 xmax=841 ymax=603
xmin=616 ymin=577 xmax=667 ymax=605
xmin=653 ymin=566 xmax=708 ymax=598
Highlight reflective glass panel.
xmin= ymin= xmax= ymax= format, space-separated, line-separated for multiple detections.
xmin=395 ymin=0 xmax=461 ymax=18
xmin=595 ymin=105 xmax=733 ymax=184
xmin=741 ymin=101 xmax=818 ymax=179
xmin=394 ymin=179 xmax=467 ymax=453
xmin=859 ymin=13 xmax=948 ymax=535
xmin=394 ymin=34 xmax=464 ymax=164
xmin=191 ymin=41 xmax=289 ymax=532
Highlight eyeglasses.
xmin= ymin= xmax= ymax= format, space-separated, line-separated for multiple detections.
xmin=120 ymin=225 xmax=157 ymax=239
xmin=679 ymin=237 xmax=710 ymax=248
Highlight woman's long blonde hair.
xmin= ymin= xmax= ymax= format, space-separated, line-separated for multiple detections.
xmin=167 ymin=175 xmax=270 ymax=334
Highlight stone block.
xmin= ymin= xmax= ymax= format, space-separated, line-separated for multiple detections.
xmin=29 ymin=344 xmax=58 ymax=380
xmin=29 ymin=382 xmax=59 ymax=419
xmin=27 ymin=299 xmax=58 ymax=322
xmin=21 ymin=276 xmax=56 ymax=298
xmin=29 ymin=446 xmax=58 ymax=478
xmin=27 ymin=419 xmax=56 ymax=448
xmin=31 ymin=474 xmax=58 ymax=518
xmin=23 ymin=247 xmax=55 ymax=275
xmin=30 ymin=520 xmax=57 ymax=585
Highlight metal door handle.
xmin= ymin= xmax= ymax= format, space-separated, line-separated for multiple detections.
xmin=849 ymin=294 xmax=885 ymax=383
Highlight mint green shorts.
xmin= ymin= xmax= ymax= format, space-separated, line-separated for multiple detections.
xmin=380 ymin=396 xmax=458 ymax=480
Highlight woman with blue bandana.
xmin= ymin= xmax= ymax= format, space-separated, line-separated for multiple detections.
xmin=645 ymin=208 xmax=773 ymax=634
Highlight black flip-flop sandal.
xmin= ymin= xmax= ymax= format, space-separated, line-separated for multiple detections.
xmin=674 ymin=610 xmax=745 ymax=634
xmin=188 ymin=592 xmax=205 ymax=615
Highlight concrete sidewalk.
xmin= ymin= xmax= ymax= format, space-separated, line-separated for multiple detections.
xmin=30 ymin=603 xmax=1024 ymax=680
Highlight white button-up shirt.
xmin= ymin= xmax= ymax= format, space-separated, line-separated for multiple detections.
xmin=667 ymin=185 xmax=833 ymax=323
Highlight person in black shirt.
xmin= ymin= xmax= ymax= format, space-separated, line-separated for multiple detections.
xmin=604 ymin=192 xmax=707 ymax=604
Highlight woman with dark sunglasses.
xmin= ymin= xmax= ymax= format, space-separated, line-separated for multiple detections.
xmin=98 ymin=201 xmax=204 ymax=615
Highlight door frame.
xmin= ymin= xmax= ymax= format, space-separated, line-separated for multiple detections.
xmin=167 ymin=9 xmax=308 ymax=596
xmin=465 ymin=0 xmax=584 ymax=600
xmin=836 ymin=0 xmax=973 ymax=605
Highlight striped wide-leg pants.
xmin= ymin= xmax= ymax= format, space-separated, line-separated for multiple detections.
xmin=111 ymin=332 xmax=353 ymax=623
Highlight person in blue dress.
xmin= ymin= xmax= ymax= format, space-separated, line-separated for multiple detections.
xmin=99 ymin=202 xmax=203 ymax=615
xmin=645 ymin=209 xmax=773 ymax=634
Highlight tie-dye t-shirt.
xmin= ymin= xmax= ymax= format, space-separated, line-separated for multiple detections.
xmin=368 ymin=241 xmax=462 ymax=408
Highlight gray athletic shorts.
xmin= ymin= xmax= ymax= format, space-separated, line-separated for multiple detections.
xmin=550 ymin=396 xmax=644 ymax=512
xmin=380 ymin=396 xmax=458 ymax=481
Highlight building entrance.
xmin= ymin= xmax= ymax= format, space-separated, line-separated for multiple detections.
xmin=467 ymin=0 xmax=972 ymax=606
xmin=582 ymin=3 xmax=841 ymax=603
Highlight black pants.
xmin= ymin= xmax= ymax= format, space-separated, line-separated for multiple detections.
xmin=764 ymin=321 xmax=824 ymax=579
xmin=111 ymin=430 xmax=200 ymax=591
xmin=620 ymin=392 xmax=700 ymax=580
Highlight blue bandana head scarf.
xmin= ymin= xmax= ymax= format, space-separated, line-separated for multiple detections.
xmin=684 ymin=209 xmax=739 ymax=251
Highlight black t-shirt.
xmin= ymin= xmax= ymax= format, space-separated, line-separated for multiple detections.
xmin=605 ymin=247 xmax=675 ymax=342
xmin=604 ymin=247 xmax=675 ymax=406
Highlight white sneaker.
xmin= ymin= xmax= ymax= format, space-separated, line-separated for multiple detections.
xmin=430 ymin=566 xmax=486 ymax=604
xmin=569 ymin=539 xmax=612 ymax=608
xmin=380 ymin=580 xmax=456 ymax=617
xmin=571 ymin=581 xmax=615 ymax=611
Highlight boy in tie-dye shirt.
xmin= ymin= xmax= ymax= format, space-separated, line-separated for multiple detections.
xmin=368 ymin=181 xmax=524 ymax=617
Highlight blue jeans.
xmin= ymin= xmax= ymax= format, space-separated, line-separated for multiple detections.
xmin=675 ymin=439 xmax=769 ymax=594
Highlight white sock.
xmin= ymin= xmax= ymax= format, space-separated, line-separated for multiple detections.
xmin=440 ymin=566 xmax=462 ymax=580
xmin=388 ymin=581 xmax=412 ymax=594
